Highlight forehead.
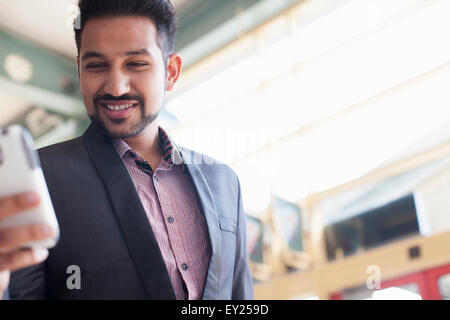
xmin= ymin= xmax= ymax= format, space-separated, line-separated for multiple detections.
xmin=80 ymin=16 xmax=162 ymax=58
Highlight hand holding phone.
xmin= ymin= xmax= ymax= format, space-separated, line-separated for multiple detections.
xmin=0 ymin=126 xmax=59 ymax=249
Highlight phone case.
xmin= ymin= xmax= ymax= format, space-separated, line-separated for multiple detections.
xmin=0 ymin=125 xmax=60 ymax=249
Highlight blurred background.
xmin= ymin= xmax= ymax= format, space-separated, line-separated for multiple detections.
xmin=1 ymin=0 xmax=450 ymax=300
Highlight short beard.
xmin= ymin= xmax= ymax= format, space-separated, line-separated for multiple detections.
xmin=89 ymin=101 xmax=159 ymax=139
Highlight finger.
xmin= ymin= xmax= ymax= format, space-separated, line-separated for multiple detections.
xmin=0 ymin=224 xmax=54 ymax=252
xmin=0 ymin=192 xmax=40 ymax=220
xmin=0 ymin=248 xmax=48 ymax=272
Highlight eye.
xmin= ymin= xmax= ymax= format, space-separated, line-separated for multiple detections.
xmin=128 ymin=62 xmax=149 ymax=68
xmin=86 ymin=63 xmax=108 ymax=70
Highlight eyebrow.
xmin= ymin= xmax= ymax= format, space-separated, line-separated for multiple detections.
xmin=125 ymin=48 xmax=152 ymax=57
xmin=81 ymin=51 xmax=104 ymax=60
xmin=81 ymin=48 xmax=153 ymax=61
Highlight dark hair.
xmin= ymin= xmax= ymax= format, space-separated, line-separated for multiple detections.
xmin=74 ymin=0 xmax=178 ymax=63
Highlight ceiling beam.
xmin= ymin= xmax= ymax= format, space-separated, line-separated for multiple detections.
xmin=177 ymin=0 xmax=302 ymax=69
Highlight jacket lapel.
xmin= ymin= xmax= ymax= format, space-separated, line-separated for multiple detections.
xmin=170 ymin=141 xmax=221 ymax=300
xmin=82 ymin=123 xmax=176 ymax=299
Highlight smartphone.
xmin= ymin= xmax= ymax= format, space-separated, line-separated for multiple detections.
xmin=0 ymin=125 xmax=59 ymax=249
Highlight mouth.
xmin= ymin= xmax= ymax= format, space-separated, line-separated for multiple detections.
xmin=98 ymin=101 xmax=139 ymax=119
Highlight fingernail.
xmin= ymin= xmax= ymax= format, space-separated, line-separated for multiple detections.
xmin=32 ymin=248 xmax=49 ymax=261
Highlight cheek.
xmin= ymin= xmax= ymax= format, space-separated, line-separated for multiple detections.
xmin=81 ymin=93 xmax=94 ymax=114
xmin=80 ymin=76 xmax=100 ymax=109
xmin=133 ymin=73 xmax=166 ymax=102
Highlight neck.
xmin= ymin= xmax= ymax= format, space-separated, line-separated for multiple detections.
xmin=123 ymin=122 xmax=161 ymax=162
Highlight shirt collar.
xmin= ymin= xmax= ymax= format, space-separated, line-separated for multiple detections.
xmin=112 ymin=126 xmax=176 ymax=166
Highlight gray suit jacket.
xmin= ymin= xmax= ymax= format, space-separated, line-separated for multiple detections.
xmin=9 ymin=123 xmax=253 ymax=299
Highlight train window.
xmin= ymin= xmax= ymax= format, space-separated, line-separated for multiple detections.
xmin=272 ymin=196 xmax=304 ymax=252
xmin=246 ymin=215 xmax=265 ymax=264
xmin=325 ymin=194 xmax=419 ymax=261
xmin=337 ymin=284 xmax=373 ymax=300
xmin=438 ymin=274 xmax=450 ymax=300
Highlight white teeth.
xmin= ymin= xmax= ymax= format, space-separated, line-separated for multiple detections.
xmin=105 ymin=104 xmax=134 ymax=111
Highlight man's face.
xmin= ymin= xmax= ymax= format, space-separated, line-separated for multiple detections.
xmin=77 ymin=16 xmax=177 ymax=139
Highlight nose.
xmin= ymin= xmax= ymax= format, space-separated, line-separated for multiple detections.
xmin=103 ymin=68 xmax=130 ymax=97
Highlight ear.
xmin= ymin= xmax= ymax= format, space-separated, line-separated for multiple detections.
xmin=165 ymin=53 xmax=182 ymax=91
xmin=75 ymin=56 xmax=80 ymax=81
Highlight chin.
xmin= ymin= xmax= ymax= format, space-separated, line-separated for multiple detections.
xmin=89 ymin=110 xmax=159 ymax=139
xmin=104 ymin=120 xmax=156 ymax=139
xmin=102 ymin=123 xmax=144 ymax=139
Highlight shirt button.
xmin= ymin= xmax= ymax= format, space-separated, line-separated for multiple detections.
xmin=181 ymin=263 xmax=188 ymax=271
xmin=167 ymin=217 xmax=174 ymax=223
xmin=153 ymin=176 xmax=159 ymax=182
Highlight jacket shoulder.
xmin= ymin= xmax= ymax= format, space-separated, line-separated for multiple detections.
xmin=178 ymin=145 xmax=242 ymax=207
xmin=37 ymin=136 xmax=84 ymax=157
xmin=37 ymin=136 xmax=87 ymax=173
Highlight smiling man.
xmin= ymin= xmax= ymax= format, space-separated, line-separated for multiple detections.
xmin=9 ymin=0 xmax=253 ymax=300
xmin=78 ymin=13 xmax=177 ymax=171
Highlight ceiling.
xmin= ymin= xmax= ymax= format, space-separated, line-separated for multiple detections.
xmin=0 ymin=0 xmax=298 ymax=133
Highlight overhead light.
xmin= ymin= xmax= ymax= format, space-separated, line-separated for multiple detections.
xmin=4 ymin=53 xmax=33 ymax=83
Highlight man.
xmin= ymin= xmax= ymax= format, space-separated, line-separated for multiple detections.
xmin=0 ymin=192 xmax=54 ymax=300
xmin=9 ymin=0 xmax=253 ymax=299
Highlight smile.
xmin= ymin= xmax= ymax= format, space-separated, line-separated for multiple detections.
xmin=101 ymin=103 xmax=138 ymax=111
